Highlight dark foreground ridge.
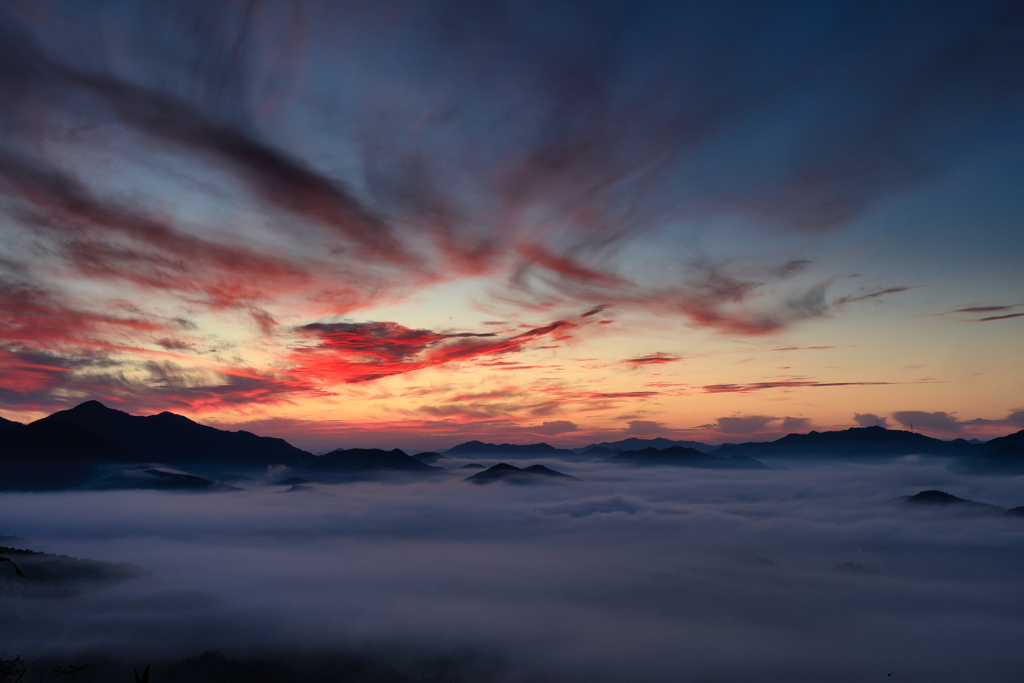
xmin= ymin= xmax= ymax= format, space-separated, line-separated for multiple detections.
xmin=0 ymin=545 xmax=150 ymax=590
xmin=465 ymin=463 xmax=574 ymax=484
xmin=612 ymin=446 xmax=768 ymax=469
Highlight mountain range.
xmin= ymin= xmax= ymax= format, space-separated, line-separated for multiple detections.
xmin=2 ymin=400 xmax=1023 ymax=490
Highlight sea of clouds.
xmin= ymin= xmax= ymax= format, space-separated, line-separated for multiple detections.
xmin=2 ymin=458 xmax=1024 ymax=682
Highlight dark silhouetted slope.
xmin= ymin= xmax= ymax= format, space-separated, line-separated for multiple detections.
xmin=612 ymin=446 xmax=768 ymax=469
xmin=0 ymin=419 xmax=144 ymax=490
xmin=43 ymin=401 xmax=311 ymax=467
xmin=959 ymin=444 xmax=1024 ymax=473
xmin=465 ymin=463 xmax=574 ymax=484
xmin=0 ymin=419 xmax=142 ymax=463
xmin=444 ymin=441 xmax=577 ymax=458
xmin=979 ymin=429 xmax=1024 ymax=452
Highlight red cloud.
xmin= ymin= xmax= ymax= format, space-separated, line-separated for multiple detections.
xmin=288 ymin=319 xmax=575 ymax=385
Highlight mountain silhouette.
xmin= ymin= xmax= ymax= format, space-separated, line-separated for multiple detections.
xmin=444 ymin=441 xmax=577 ymax=458
xmin=465 ymin=463 xmax=574 ymax=484
xmin=714 ymin=425 xmax=971 ymax=458
xmin=611 ymin=446 xmax=768 ymax=469
xmin=42 ymin=401 xmax=312 ymax=467
xmin=578 ymin=437 xmax=714 ymax=454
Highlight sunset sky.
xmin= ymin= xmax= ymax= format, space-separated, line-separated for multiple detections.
xmin=0 ymin=0 xmax=1021 ymax=451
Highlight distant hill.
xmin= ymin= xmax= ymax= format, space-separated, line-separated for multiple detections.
xmin=444 ymin=441 xmax=578 ymax=459
xmin=42 ymin=400 xmax=312 ymax=467
xmin=578 ymin=437 xmax=714 ymax=454
xmin=611 ymin=446 xmax=768 ymax=469
xmin=465 ymin=463 xmax=574 ymax=484
xmin=301 ymin=448 xmax=438 ymax=480
xmin=714 ymin=426 xmax=971 ymax=458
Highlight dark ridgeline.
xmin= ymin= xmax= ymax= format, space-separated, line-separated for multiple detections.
xmin=465 ymin=463 xmax=574 ymax=484
xmin=610 ymin=446 xmax=768 ymax=469
xmin=444 ymin=440 xmax=578 ymax=459
xmin=576 ymin=437 xmax=714 ymax=454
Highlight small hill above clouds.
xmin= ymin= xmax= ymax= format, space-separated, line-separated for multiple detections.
xmin=42 ymin=400 xmax=312 ymax=467
xmin=893 ymin=490 xmax=1022 ymax=516
xmin=577 ymin=437 xmax=715 ymax=454
xmin=465 ymin=463 xmax=574 ymax=484
xmin=445 ymin=441 xmax=578 ymax=458
xmin=611 ymin=446 xmax=768 ymax=469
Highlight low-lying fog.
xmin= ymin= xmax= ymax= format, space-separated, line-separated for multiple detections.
xmin=3 ymin=458 xmax=1024 ymax=682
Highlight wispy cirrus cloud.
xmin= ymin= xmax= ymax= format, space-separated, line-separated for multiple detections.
xmin=622 ymin=352 xmax=683 ymax=366
xmin=702 ymin=380 xmax=892 ymax=394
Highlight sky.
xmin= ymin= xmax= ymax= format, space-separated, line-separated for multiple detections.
xmin=0 ymin=0 xmax=1022 ymax=451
